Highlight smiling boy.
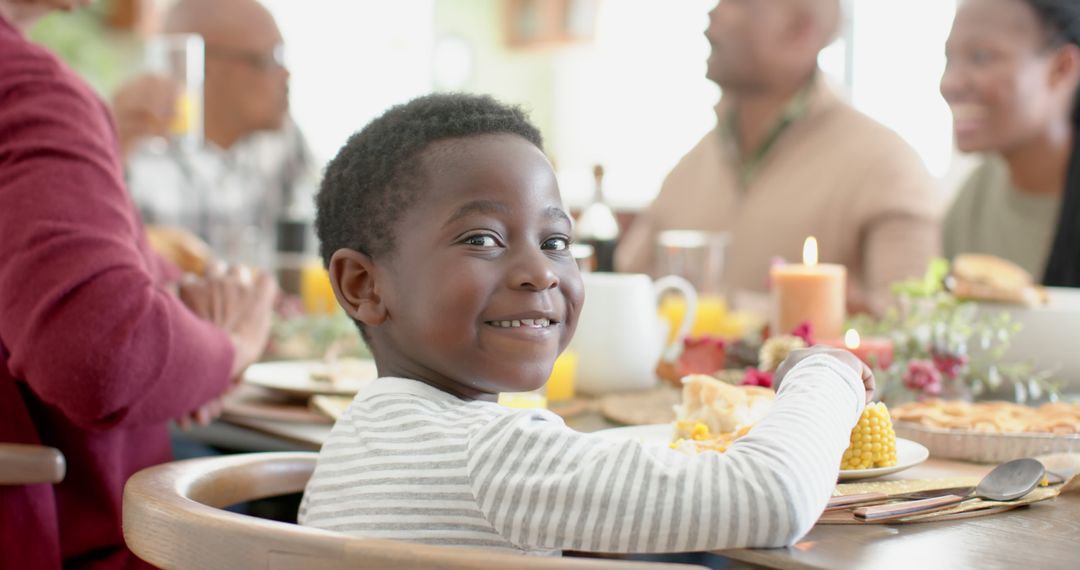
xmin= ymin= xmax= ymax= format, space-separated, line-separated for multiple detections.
xmin=299 ymin=93 xmax=873 ymax=556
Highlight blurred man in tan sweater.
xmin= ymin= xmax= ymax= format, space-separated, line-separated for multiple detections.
xmin=617 ymin=0 xmax=940 ymax=314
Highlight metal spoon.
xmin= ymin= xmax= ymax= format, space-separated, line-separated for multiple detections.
xmin=853 ymin=458 xmax=1046 ymax=522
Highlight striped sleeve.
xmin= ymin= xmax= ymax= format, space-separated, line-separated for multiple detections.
xmin=464 ymin=354 xmax=864 ymax=553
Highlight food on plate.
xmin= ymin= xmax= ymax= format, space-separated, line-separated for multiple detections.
xmin=670 ymin=421 xmax=751 ymax=453
xmin=670 ymin=374 xmax=774 ymax=453
xmin=144 ymin=224 xmax=212 ymax=275
xmin=949 ymin=254 xmax=1047 ymax=306
xmin=309 ymin=358 xmax=373 ymax=387
xmin=841 ymin=402 xmax=896 ymax=470
xmin=892 ymin=399 xmax=1080 ymax=435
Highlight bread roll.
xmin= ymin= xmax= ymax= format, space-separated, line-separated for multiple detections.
xmin=950 ymin=254 xmax=1046 ymax=306
xmin=144 ymin=224 xmax=212 ymax=275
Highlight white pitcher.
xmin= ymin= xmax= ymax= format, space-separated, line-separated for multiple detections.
xmin=570 ymin=273 xmax=697 ymax=395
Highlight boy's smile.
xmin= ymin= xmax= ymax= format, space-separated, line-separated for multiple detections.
xmin=343 ymin=133 xmax=584 ymax=400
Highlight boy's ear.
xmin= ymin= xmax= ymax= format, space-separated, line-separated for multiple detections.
xmin=328 ymin=248 xmax=388 ymax=326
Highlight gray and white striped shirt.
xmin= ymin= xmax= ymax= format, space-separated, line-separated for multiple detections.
xmin=299 ymin=354 xmax=864 ymax=555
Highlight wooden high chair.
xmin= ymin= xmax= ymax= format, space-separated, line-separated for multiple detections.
xmin=122 ymin=452 xmax=703 ymax=570
xmin=0 ymin=443 xmax=65 ymax=485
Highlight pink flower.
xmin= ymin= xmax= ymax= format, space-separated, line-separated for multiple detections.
xmin=790 ymin=321 xmax=814 ymax=346
xmin=931 ymin=351 xmax=969 ymax=380
xmin=903 ymin=359 xmax=942 ymax=396
xmin=678 ymin=336 xmax=727 ymax=375
xmin=741 ymin=368 xmax=774 ymax=389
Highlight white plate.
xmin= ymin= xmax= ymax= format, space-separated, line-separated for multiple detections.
xmin=243 ymin=359 xmax=378 ymax=397
xmin=839 ymin=438 xmax=929 ymax=480
xmin=592 ymin=423 xmax=929 ymax=481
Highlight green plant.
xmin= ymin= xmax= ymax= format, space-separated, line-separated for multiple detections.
xmin=849 ymin=259 xmax=1057 ymax=404
xmin=265 ymin=298 xmax=370 ymax=362
xmin=28 ymin=1 xmax=140 ymax=97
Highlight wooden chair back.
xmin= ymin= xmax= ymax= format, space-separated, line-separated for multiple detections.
xmin=0 ymin=443 xmax=65 ymax=485
xmin=122 ymin=452 xmax=702 ymax=570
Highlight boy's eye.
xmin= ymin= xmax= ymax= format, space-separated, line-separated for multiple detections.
xmin=462 ymin=234 xmax=498 ymax=247
xmin=542 ymin=236 xmax=570 ymax=251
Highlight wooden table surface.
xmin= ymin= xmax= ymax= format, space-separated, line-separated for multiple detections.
xmin=717 ymin=459 xmax=1080 ymax=570
xmin=212 ymin=399 xmax=1080 ymax=570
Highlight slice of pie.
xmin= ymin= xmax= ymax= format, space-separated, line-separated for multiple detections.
xmin=672 ymin=375 xmax=774 ymax=452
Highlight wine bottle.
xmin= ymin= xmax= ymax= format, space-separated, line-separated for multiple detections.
xmin=575 ymin=164 xmax=620 ymax=272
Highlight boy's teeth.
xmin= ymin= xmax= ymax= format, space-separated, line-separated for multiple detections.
xmin=490 ymin=318 xmax=552 ymax=328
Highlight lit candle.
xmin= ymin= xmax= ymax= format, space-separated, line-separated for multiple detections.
xmin=769 ymin=237 xmax=846 ymax=340
xmin=841 ymin=329 xmax=894 ymax=370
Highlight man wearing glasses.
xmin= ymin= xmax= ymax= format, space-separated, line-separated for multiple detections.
xmin=114 ymin=0 xmax=315 ymax=272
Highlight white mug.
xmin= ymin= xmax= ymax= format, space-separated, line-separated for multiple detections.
xmin=570 ymin=273 xmax=697 ymax=395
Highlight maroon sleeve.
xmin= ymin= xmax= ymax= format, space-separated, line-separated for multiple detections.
xmin=0 ymin=40 xmax=234 ymax=430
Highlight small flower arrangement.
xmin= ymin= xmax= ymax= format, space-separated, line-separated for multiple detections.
xmin=265 ymin=295 xmax=370 ymax=362
xmin=847 ymin=259 xmax=1056 ymax=405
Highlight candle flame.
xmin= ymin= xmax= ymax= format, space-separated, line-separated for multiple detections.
xmin=803 ymin=236 xmax=818 ymax=266
xmin=845 ymin=329 xmax=861 ymax=350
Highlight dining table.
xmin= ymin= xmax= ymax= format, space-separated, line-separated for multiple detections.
xmin=716 ymin=459 xmax=1080 ymax=570
xmin=187 ymin=385 xmax=1080 ymax=570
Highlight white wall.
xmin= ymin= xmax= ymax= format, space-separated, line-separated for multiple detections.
xmin=267 ymin=0 xmax=969 ymax=206
xmin=551 ymin=0 xmax=718 ymax=210
xmin=849 ymin=0 xmax=972 ymax=193
xmin=551 ymin=0 xmax=969 ymax=209
xmin=262 ymin=0 xmax=435 ymax=165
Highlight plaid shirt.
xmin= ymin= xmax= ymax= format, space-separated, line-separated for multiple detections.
xmin=125 ymin=119 xmax=317 ymax=269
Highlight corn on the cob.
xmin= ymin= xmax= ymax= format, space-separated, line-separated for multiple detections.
xmin=840 ymin=402 xmax=897 ymax=470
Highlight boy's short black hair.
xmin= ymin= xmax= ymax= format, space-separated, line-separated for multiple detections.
xmin=315 ymin=93 xmax=545 ymax=266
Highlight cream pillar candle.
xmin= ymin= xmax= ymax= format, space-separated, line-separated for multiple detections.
xmin=770 ymin=237 xmax=846 ymax=339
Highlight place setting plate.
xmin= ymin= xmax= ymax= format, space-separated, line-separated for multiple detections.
xmin=243 ymin=358 xmax=378 ymax=398
xmin=592 ymin=423 xmax=929 ymax=480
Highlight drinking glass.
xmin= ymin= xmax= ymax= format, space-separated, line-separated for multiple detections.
xmin=144 ymin=34 xmax=204 ymax=149
xmin=545 ymin=350 xmax=578 ymax=402
xmin=655 ymin=230 xmax=742 ymax=339
xmin=301 ymin=261 xmax=339 ymax=315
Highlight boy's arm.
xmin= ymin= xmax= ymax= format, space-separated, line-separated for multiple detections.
xmin=466 ymin=354 xmax=864 ymax=553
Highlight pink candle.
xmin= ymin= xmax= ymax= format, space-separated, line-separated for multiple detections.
xmin=824 ymin=329 xmax=894 ymax=370
xmin=770 ymin=237 xmax=846 ymax=340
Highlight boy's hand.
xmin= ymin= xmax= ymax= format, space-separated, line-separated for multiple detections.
xmin=773 ymin=346 xmax=875 ymax=404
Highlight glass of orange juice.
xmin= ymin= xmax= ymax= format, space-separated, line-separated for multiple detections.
xmin=545 ymin=350 xmax=578 ymax=402
xmin=300 ymin=261 xmax=339 ymax=315
xmin=144 ymin=34 xmax=204 ymax=149
xmin=656 ymin=230 xmax=741 ymax=339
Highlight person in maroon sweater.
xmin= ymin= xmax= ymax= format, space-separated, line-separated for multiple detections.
xmin=0 ymin=1 xmax=277 ymax=568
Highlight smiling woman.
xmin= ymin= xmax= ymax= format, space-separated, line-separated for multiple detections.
xmin=941 ymin=0 xmax=1080 ymax=285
